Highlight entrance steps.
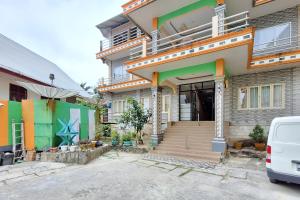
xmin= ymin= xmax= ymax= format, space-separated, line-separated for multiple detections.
xmin=153 ymin=121 xmax=227 ymax=162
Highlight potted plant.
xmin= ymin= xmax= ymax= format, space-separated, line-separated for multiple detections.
xmin=234 ymin=141 xmax=243 ymax=150
xmin=249 ymin=125 xmax=266 ymax=151
xmin=122 ymin=133 xmax=132 ymax=147
xmin=130 ymin=132 xmax=137 ymax=147
xmin=111 ymin=130 xmax=119 ymax=146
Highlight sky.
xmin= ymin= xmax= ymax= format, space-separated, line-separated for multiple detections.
xmin=0 ymin=0 xmax=127 ymax=88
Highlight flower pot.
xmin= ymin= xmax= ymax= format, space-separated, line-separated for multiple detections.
xmin=255 ymin=143 xmax=265 ymax=151
xmin=61 ymin=145 xmax=68 ymax=152
xmin=123 ymin=141 xmax=133 ymax=147
xmin=112 ymin=139 xmax=119 ymax=146
xmin=69 ymin=145 xmax=77 ymax=152
xmin=91 ymin=141 xmax=97 ymax=148
xmin=234 ymin=142 xmax=243 ymax=150
xmin=131 ymin=140 xmax=137 ymax=147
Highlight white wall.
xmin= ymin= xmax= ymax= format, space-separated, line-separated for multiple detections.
xmin=0 ymin=71 xmax=40 ymax=101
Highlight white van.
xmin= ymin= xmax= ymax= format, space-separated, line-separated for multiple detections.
xmin=266 ymin=116 xmax=300 ymax=184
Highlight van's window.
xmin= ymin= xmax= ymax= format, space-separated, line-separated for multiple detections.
xmin=275 ymin=124 xmax=300 ymax=143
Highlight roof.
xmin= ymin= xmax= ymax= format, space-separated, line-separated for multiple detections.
xmin=96 ymin=14 xmax=129 ymax=38
xmin=0 ymin=33 xmax=90 ymax=98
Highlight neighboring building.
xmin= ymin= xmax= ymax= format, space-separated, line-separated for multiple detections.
xmin=96 ymin=0 xmax=300 ymax=161
xmin=0 ymin=33 xmax=89 ymax=101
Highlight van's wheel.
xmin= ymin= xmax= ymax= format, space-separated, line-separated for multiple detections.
xmin=269 ymin=178 xmax=278 ymax=184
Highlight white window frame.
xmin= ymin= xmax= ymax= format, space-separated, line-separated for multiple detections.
xmin=238 ymin=83 xmax=285 ymax=110
xmin=162 ymin=95 xmax=171 ymax=122
xmin=140 ymin=97 xmax=150 ymax=111
xmin=112 ymin=100 xmax=127 ymax=115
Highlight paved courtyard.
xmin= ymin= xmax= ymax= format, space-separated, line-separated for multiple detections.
xmin=0 ymin=151 xmax=299 ymax=200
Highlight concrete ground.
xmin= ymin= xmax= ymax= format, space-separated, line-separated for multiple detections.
xmin=0 ymin=151 xmax=299 ymax=200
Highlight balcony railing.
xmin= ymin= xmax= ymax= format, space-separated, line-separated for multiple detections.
xmin=99 ymin=74 xmax=132 ymax=87
xmin=129 ymin=11 xmax=249 ymax=60
xmin=100 ymin=26 xmax=143 ymax=52
xmin=253 ymin=35 xmax=300 ymax=57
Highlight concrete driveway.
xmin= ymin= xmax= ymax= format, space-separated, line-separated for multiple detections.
xmin=0 ymin=151 xmax=299 ymax=200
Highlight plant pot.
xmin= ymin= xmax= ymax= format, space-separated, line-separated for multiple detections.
xmin=91 ymin=141 xmax=97 ymax=148
xmin=112 ymin=139 xmax=119 ymax=146
xmin=131 ymin=140 xmax=137 ymax=147
xmin=61 ymin=145 xmax=68 ymax=152
xmin=69 ymin=145 xmax=77 ymax=152
xmin=123 ymin=141 xmax=133 ymax=147
xmin=49 ymin=147 xmax=58 ymax=153
xmin=255 ymin=143 xmax=265 ymax=151
xmin=234 ymin=142 xmax=243 ymax=150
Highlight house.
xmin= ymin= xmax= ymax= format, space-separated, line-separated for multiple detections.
xmin=0 ymin=33 xmax=90 ymax=101
xmin=0 ymin=33 xmax=94 ymax=153
xmin=96 ymin=0 xmax=300 ymax=161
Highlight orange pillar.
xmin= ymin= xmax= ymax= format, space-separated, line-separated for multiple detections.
xmin=0 ymin=100 xmax=9 ymax=147
xmin=22 ymin=100 xmax=35 ymax=150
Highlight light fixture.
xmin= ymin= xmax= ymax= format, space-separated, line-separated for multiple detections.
xmin=0 ymin=103 xmax=4 ymax=108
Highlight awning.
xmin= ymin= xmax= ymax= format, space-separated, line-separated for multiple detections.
xmin=16 ymin=81 xmax=78 ymax=99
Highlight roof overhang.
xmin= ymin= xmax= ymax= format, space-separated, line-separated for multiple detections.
xmin=96 ymin=14 xmax=129 ymax=38
xmin=126 ymin=27 xmax=255 ymax=80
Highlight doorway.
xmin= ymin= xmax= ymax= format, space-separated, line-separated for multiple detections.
xmin=179 ymin=81 xmax=215 ymax=121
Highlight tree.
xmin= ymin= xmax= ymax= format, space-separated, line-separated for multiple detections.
xmin=119 ymin=97 xmax=152 ymax=144
xmin=80 ymin=82 xmax=92 ymax=94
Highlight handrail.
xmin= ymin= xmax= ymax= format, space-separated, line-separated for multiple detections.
xmin=253 ymin=34 xmax=299 ymax=56
xmin=99 ymin=74 xmax=133 ymax=86
xmin=129 ymin=11 xmax=250 ymax=60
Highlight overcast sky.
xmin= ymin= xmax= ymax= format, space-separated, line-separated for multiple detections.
xmin=0 ymin=0 xmax=127 ymax=88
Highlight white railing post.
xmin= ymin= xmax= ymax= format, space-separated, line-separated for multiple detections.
xmin=142 ymin=38 xmax=148 ymax=57
xmin=214 ymin=4 xmax=226 ymax=36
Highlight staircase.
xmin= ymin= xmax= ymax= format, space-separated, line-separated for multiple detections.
xmin=153 ymin=121 xmax=227 ymax=162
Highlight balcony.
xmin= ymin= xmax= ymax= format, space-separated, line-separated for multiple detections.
xmin=124 ymin=11 xmax=255 ymax=81
xmin=96 ymin=26 xmax=148 ymax=60
xmin=98 ymin=74 xmax=151 ymax=93
xmin=251 ymin=35 xmax=300 ymax=69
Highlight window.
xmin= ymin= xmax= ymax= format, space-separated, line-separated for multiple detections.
xmin=275 ymin=124 xmax=300 ymax=144
xmin=162 ymin=95 xmax=171 ymax=122
xmin=113 ymin=100 xmax=127 ymax=113
xmin=140 ymin=97 xmax=150 ymax=111
xmin=254 ymin=22 xmax=292 ymax=51
xmin=9 ymin=84 xmax=27 ymax=102
xmin=238 ymin=83 xmax=285 ymax=110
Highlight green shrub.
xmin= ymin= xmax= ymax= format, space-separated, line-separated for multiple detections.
xmin=249 ymin=125 xmax=266 ymax=143
xmin=102 ymin=124 xmax=111 ymax=137
xmin=121 ymin=133 xmax=132 ymax=142
xmin=111 ymin=130 xmax=119 ymax=141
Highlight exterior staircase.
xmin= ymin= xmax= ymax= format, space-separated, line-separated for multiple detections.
xmin=153 ymin=121 xmax=228 ymax=162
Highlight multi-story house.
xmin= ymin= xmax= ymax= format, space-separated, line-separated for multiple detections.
xmin=96 ymin=0 xmax=300 ymax=161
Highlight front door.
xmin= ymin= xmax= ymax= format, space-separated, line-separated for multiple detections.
xmin=179 ymin=81 xmax=215 ymax=121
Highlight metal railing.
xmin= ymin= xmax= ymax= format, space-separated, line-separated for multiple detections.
xmin=129 ymin=11 xmax=249 ymax=60
xmin=100 ymin=26 xmax=143 ymax=52
xmin=99 ymin=74 xmax=132 ymax=86
xmin=253 ymin=35 xmax=300 ymax=57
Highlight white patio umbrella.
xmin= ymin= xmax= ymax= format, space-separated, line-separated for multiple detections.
xmin=16 ymin=81 xmax=79 ymax=99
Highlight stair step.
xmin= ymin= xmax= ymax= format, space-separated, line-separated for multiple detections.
xmin=152 ymin=150 xmax=220 ymax=162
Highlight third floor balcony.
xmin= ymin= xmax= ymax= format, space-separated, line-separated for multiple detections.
xmin=96 ymin=26 xmax=149 ymax=60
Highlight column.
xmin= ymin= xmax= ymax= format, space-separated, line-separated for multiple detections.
xmin=151 ymin=17 xmax=159 ymax=55
xmin=212 ymin=76 xmax=226 ymax=152
xmin=214 ymin=4 xmax=226 ymax=36
xmin=151 ymin=87 xmax=162 ymax=146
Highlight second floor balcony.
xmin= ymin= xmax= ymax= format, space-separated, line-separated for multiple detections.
xmin=124 ymin=11 xmax=255 ymax=81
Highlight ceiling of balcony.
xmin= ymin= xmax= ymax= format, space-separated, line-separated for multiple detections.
xmin=160 ymin=7 xmax=214 ymax=38
xmin=127 ymin=0 xmax=214 ymax=36
xmin=226 ymin=0 xmax=300 ymax=19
